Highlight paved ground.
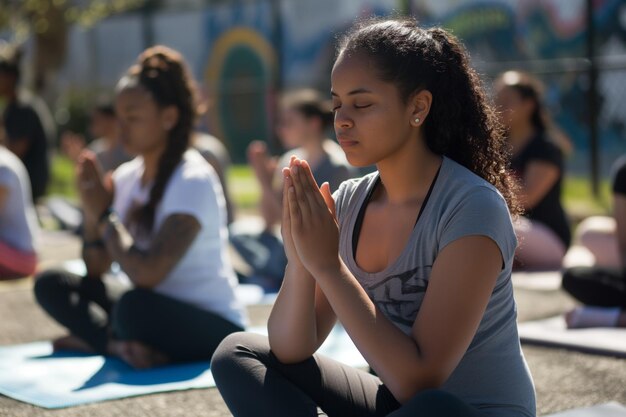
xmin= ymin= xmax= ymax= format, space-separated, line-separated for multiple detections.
xmin=0 ymin=229 xmax=624 ymax=416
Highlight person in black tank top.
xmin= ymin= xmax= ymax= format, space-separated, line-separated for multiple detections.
xmin=559 ymin=157 xmax=626 ymax=329
xmin=494 ymin=71 xmax=571 ymax=270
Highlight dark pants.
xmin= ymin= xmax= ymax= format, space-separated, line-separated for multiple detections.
xmin=229 ymin=230 xmax=287 ymax=292
xmin=34 ymin=269 xmax=244 ymax=362
xmin=211 ymin=332 xmax=486 ymax=417
xmin=562 ymin=266 xmax=626 ymax=308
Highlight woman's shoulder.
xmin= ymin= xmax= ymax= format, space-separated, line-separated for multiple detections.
xmin=168 ymin=148 xmax=219 ymax=185
xmin=337 ymin=171 xmax=376 ymax=192
xmin=0 ymin=146 xmax=26 ymax=174
xmin=437 ymin=158 xmax=517 ymax=257
xmin=333 ymin=171 xmax=378 ymax=216
xmin=113 ymin=156 xmax=142 ymax=178
xmin=439 ymin=158 xmax=510 ymax=211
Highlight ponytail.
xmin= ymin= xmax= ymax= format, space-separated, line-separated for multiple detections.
xmin=338 ymin=18 xmax=520 ymax=215
xmin=119 ymin=46 xmax=197 ymax=235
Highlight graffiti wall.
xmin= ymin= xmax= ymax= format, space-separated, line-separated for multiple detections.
xmin=412 ymin=0 xmax=626 ymax=172
xmin=203 ymin=1 xmax=278 ymax=160
xmin=47 ymin=0 xmax=626 ymax=168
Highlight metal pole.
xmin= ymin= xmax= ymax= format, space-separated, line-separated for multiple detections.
xmin=587 ymin=0 xmax=599 ymax=197
xmin=269 ymin=0 xmax=283 ymax=151
xmin=141 ymin=0 xmax=155 ymax=49
xmin=271 ymin=0 xmax=283 ymax=91
xmin=401 ymin=0 xmax=412 ymax=15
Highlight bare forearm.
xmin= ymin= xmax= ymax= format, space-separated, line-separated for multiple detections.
xmin=82 ymin=217 xmax=111 ymax=276
xmin=101 ymin=218 xmax=154 ymax=287
xmin=268 ymin=263 xmax=320 ymax=362
xmin=100 ymin=212 xmax=200 ymax=288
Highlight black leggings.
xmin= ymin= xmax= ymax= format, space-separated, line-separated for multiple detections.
xmin=211 ymin=332 xmax=486 ymax=417
xmin=34 ymin=269 xmax=244 ymax=362
xmin=562 ymin=266 xmax=626 ymax=308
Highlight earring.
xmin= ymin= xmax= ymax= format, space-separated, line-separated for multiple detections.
xmin=414 ymin=117 xmax=420 ymax=124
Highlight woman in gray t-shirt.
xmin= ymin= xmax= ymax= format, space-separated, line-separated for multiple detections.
xmin=212 ymin=19 xmax=535 ymax=417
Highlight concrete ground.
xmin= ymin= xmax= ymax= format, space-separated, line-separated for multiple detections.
xmin=0 ymin=229 xmax=624 ymax=417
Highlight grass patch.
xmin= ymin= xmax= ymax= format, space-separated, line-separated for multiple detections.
xmin=47 ymin=155 xmax=262 ymax=209
xmin=48 ymin=155 xmax=611 ymax=219
xmin=48 ymin=154 xmax=77 ymax=201
xmin=562 ymin=176 xmax=611 ymax=220
xmin=227 ymin=165 xmax=260 ymax=209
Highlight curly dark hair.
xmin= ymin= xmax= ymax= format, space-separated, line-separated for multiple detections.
xmin=118 ymin=45 xmax=197 ymax=234
xmin=337 ymin=18 xmax=520 ymax=215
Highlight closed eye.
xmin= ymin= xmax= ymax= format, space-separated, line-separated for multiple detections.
xmin=354 ymin=103 xmax=372 ymax=109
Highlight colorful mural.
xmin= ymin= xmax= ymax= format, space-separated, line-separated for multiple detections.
xmin=412 ymin=0 xmax=626 ymax=172
xmin=45 ymin=0 xmax=626 ymax=168
xmin=203 ymin=1 xmax=278 ymax=161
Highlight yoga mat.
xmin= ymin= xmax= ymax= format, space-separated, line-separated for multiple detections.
xmin=0 ymin=325 xmax=366 ymax=408
xmin=511 ymin=271 xmax=563 ymax=291
xmin=544 ymin=402 xmax=626 ymax=417
xmin=0 ymin=342 xmax=214 ymax=409
xmin=518 ymin=316 xmax=626 ymax=358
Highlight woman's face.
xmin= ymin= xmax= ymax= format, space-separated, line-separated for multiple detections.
xmin=276 ymin=107 xmax=317 ymax=150
xmin=494 ymin=85 xmax=534 ymax=132
xmin=115 ymin=86 xmax=170 ymax=156
xmin=89 ymin=110 xmax=117 ymax=140
xmin=330 ymin=52 xmax=416 ymax=167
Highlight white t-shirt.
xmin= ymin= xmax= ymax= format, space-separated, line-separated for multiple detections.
xmin=0 ymin=146 xmax=38 ymax=252
xmin=112 ymin=148 xmax=246 ymax=327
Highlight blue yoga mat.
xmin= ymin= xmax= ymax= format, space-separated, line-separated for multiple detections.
xmin=0 ymin=326 xmax=366 ymax=409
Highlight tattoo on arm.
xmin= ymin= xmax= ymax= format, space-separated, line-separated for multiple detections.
xmin=148 ymin=214 xmax=201 ymax=271
xmin=107 ymin=213 xmax=201 ymax=287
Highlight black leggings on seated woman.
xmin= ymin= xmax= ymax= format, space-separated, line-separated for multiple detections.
xmin=34 ymin=269 xmax=243 ymax=362
xmin=211 ymin=332 xmax=486 ymax=417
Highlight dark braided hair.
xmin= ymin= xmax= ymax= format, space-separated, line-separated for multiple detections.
xmin=117 ymin=45 xmax=197 ymax=234
xmin=494 ymin=70 xmax=548 ymax=134
xmin=337 ymin=18 xmax=520 ymax=215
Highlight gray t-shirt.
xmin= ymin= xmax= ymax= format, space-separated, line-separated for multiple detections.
xmin=334 ymin=157 xmax=536 ymax=417
xmin=0 ymin=146 xmax=38 ymax=252
xmin=88 ymin=138 xmax=131 ymax=173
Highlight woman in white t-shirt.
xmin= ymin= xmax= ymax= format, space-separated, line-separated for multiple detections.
xmin=35 ymin=46 xmax=246 ymax=368
xmin=0 ymin=143 xmax=38 ymax=279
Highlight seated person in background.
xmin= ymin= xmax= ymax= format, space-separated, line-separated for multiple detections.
xmin=34 ymin=46 xmax=246 ymax=368
xmin=0 ymin=43 xmax=54 ymax=203
xmin=562 ymin=156 xmax=626 ymax=328
xmin=54 ymin=100 xmax=131 ymax=231
xmin=0 ymin=134 xmax=38 ymax=279
xmin=231 ymin=89 xmax=359 ymax=291
xmin=62 ymin=100 xmax=131 ymax=173
xmin=494 ymin=71 xmax=571 ymax=270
